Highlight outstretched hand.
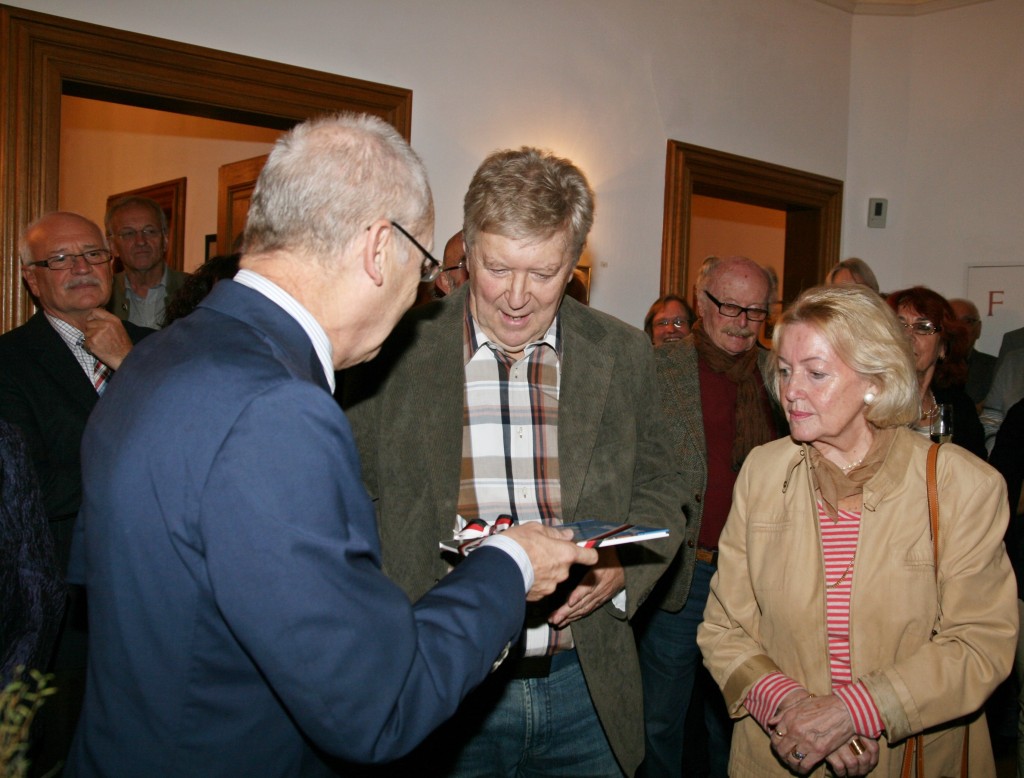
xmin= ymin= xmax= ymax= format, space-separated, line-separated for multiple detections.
xmin=501 ymin=523 xmax=599 ymax=602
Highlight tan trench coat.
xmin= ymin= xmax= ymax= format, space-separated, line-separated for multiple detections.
xmin=698 ymin=427 xmax=1017 ymax=777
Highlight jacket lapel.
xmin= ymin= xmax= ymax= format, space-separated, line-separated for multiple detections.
xmin=25 ymin=312 xmax=99 ymax=414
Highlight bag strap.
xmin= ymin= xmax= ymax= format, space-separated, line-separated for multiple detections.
xmin=926 ymin=441 xmax=941 ymax=581
xmin=901 ymin=443 xmax=968 ymax=778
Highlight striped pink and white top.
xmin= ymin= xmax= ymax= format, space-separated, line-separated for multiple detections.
xmin=743 ymin=502 xmax=884 ymax=738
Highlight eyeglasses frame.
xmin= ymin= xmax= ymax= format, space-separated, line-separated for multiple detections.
xmin=390 ymin=221 xmax=442 ymax=283
xmin=703 ymin=290 xmax=769 ymax=322
xmin=24 ymin=249 xmax=114 ymax=271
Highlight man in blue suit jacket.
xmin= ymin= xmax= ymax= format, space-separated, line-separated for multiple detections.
xmin=66 ymin=113 xmax=596 ymax=777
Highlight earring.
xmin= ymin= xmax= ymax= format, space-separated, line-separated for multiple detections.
xmin=864 ymin=392 xmax=876 ymax=405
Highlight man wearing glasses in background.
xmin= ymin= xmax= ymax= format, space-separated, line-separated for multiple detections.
xmin=0 ymin=211 xmax=151 ymax=774
xmin=635 ymin=255 xmax=782 ymax=778
xmin=105 ymin=196 xmax=188 ymax=329
xmin=434 ymin=229 xmax=469 ymax=297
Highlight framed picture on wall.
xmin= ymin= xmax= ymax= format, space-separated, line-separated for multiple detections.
xmin=106 ymin=177 xmax=187 ymax=272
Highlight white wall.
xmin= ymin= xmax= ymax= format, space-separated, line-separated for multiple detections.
xmin=843 ymin=0 xmax=1024 ymax=319
xmin=18 ymin=0 xmax=1023 ymax=334
xmin=11 ymin=0 xmax=854 ymax=329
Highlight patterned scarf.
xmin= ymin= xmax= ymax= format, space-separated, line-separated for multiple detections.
xmin=692 ymin=320 xmax=773 ymax=470
xmin=808 ymin=426 xmax=897 ymax=520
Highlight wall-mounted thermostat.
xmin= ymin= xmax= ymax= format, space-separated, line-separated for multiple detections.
xmin=868 ymin=198 xmax=888 ymax=228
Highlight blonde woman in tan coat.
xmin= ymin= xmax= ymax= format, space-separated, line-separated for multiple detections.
xmin=698 ymin=285 xmax=1017 ymax=777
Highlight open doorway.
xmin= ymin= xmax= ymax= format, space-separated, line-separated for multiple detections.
xmin=660 ymin=142 xmax=843 ymax=308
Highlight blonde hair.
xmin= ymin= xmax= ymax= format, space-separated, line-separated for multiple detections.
xmin=767 ymin=285 xmax=919 ymax=428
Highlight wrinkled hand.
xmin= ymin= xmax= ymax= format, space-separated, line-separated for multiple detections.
xmin=768 ymin=693 xmax=856 ymax=774
xmin=548 ymin=547 xmax=625 ymax=628
xmin=825 ymin=736 xmax=879 ymax=777
xmin=501 ymin=523 xmax=598 ymax=602
xmin=83 ymin=308 xmax=134 ymax=370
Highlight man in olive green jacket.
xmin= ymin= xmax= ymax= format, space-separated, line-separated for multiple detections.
xmin=345 ymin=147 xmax=686 ymax=777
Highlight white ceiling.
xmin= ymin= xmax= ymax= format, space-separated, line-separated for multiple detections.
xmin=813 ymin=0 xmax=992 ymax=15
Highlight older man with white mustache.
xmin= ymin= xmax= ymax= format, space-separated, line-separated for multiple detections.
xmin=635 ymin=255 xmax=784 ymax=778
xmin=0 ymin=211 xmax=152 ymax=775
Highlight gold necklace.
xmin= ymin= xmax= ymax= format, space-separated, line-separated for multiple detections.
xmin=921 ymin=389 xmax=939 ymax=420
xmin=827 ymin=554 xmax=856 ymax=590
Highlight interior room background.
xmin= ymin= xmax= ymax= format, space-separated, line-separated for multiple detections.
xmin=9 ymin=0 xmax=1024 ymax=353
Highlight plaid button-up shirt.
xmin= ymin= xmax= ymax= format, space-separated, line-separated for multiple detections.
xmin=457 ymin=310 xmax=573 ymax=656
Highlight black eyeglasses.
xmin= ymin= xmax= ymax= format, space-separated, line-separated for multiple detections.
xmin=390 ymin=221 xmax=442 ymax=283
xmin=703 ymin=290 xmax=769 ymax=322
xmin=25 ymin=249 xmax=113 ymax=271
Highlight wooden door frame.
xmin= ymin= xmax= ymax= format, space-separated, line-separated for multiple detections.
xmin=0 ymin=5 xmax=412 ymax=332
xmin=660 ymin=141 xmax=843 ymax=305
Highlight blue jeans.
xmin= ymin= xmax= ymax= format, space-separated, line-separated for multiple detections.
xmin=637 ymin=560 xmax=731 ymax=778
xmin=449 ymin=650 xmax=622 ymax=777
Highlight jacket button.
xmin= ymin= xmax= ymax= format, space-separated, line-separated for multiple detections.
xmin=687 ymin=539 xmax=695 ymax=548
xmin=694 ymin=494 xmax=702 ymax=503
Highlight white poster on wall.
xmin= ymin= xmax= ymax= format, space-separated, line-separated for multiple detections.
xmin=966 ymin=265 xmax=1024 ymax=357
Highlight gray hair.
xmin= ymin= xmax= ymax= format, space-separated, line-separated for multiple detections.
xmin=826 ymin=257 xmax=880 ymax=294
xmin=463 ymin=147 xmax=594 ymax=262
xmin=767 ymin=285 xmax=918 ymax=428
xmin=105 ymin=195 xmax=168 ymax=235
xmin=244 ymin=112 xmax=433 ymax=265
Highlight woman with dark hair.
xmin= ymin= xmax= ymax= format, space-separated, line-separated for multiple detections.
xmin=886 ymin=286 xmax=986 ymax=459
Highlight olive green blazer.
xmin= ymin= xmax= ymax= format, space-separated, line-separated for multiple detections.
xmin=344 ymin=284 xmax=687 ymax=776
xmin=107 ymin=267 xmax=188 ymax=327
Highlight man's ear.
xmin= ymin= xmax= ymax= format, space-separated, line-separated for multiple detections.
xmin=21 ymin=266 xmax=41 ymax=298
xmin=362 ymin=220 xmax=392 ymax=287
xmin=434 ymin=271 xmax=452 ymax=296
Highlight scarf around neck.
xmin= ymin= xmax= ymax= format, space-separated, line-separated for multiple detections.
xmin=808 ymin=426 xmax=897 ymax=520
xmin=692 ymin=320 xmax=773 ymax=470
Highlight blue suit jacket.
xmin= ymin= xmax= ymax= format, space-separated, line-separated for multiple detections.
xmin=67 ymin=280 xmax=526 ymax=777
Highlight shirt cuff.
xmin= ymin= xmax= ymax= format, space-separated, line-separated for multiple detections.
xmin=481 ymin=534 xmax=534 ymax=594
xmin=834 ymin=682 xmax=884 ymax=738
xmin=745 ymin=672 xmax=807 ymax=729
xmin=611 ymin=589 xmax=627 ymax=612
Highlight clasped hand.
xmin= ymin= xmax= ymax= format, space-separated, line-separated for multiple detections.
xmin=768 ymin=691 xmax=879 ymax=776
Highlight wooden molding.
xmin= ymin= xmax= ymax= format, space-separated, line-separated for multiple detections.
xmin=1 ymin=4 xmax=412 ymax=332
xmin=661 ymin=141 xmax=843 ymax=304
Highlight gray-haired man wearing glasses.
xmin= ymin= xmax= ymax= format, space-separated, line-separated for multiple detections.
xmin=635 ymin=255 xmax=783 ymax=777
xmin=0 ymin=211 xmax=153 ymax=775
